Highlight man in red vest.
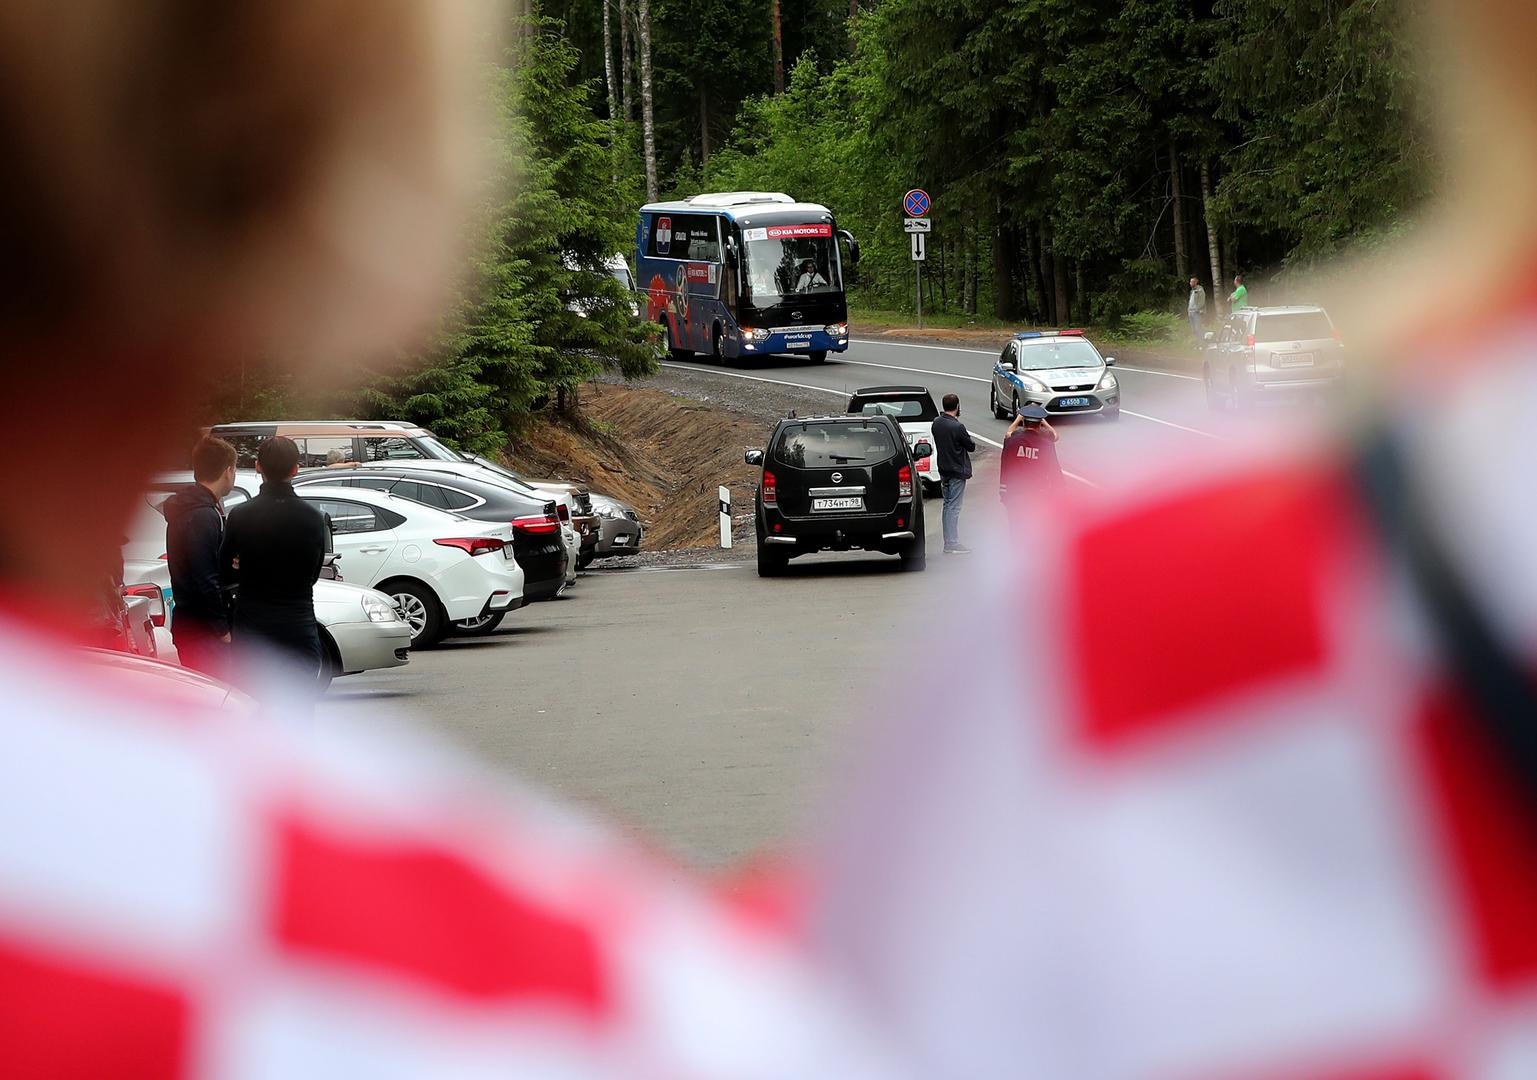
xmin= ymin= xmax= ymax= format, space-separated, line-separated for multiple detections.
xmin=999 ymin=404 xmax=1063 ymax=515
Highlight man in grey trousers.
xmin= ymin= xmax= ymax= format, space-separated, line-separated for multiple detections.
xmin=931 ymin=393 xmax=975 ymax=554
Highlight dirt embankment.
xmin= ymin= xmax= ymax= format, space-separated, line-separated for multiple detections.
xmin=513 ymin=383 xmax=768 ymax=552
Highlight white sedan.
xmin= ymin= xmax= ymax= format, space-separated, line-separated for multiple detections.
xmin=294 ymin=484 xmax=525 ymax=647
xmin=123 ymin=557 xmax=412 ymax=689
xmin=846 ymin=385 xmax=944 ymax=495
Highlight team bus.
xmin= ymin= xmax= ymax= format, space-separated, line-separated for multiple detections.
xmin=636 ymin=191 xmax=859 ymax=363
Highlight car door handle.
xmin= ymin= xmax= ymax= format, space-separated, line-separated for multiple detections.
xmin=357 ymin=546 xmax=388 ymax=554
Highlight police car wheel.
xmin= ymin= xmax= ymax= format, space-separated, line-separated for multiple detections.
xmin=990 ymin=384 xmax=1009 ymax=420
xmin=1103 ymin=405 xmax=1121 ymax=420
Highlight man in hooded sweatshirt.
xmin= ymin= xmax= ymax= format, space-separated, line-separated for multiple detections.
xmin=163 ymin=436 xmax=238 ymax=676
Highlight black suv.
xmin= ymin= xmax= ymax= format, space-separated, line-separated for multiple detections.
xmin=746 ymin=414 xmax=930 ymax=576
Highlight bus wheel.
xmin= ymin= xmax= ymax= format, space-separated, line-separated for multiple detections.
xmin=809 ymin=349 xmax=828 ymax=363
xmin=712 ymin=324 xmax=724 ymax=363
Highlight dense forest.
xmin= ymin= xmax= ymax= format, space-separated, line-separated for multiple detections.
xmin=233 ymin=1 xmax=1430 ymax=448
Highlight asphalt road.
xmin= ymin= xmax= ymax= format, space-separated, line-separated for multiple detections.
xmin=319 ymin=336 xmax=1233 ymax=872
xmin=662 ymin=335 xmax=1232 ymax=488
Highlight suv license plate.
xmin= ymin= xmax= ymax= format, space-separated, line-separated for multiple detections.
xmin=812 ymin=496 xmax=864 ymax=512
xmin=1057 ymin=397 xmax=1089 ymax=408
xmin=1278 ymin=352 xmax=1314 ymax=367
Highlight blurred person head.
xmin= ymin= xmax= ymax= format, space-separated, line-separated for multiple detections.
xmin=191 ymin=436 xmax=238 ymax=498
xmin=0 ymin=2 xmax=489 ymax=616
xmin=942 ymin=393 xmax=960 ymax=415
xmin=257 ymin=437 xmax=301 ymax=483
xmin=325 ymin=448 xmax=345 ymax=466
xmin=1234 ymin=273 xmax=1244 ymax=286
xmin=1190 ymin=277 xmax=1201 ymax=289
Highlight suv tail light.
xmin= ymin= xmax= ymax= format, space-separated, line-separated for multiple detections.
xmin=1246 ymin=333 xmax=1256 ymax=348
xmin=121 ymin=583 xmax=166 ymax=627
xmin=556 ymin=503 xmax=571 ymax=522
xmin=511 ymin=514 xmax=561 ymax=536
xmin=433 ymin=536 xmax=506 ymax=556
xmin=762 ymin=469 xmax=777 ymax=506
xmin=898 ymin=464 xmax=913 ymax=499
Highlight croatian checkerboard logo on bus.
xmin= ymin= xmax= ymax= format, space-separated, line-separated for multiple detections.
xmin=656 ymin=216 xmax=672 ymax=254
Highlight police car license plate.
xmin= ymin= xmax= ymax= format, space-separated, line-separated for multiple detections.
xmin=1058 ymin=397 xmax=1090 ymax=408
xmin=813 ymin=496 xmax=864 ymax=512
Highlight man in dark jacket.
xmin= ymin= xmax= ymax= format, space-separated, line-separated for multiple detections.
xmin=931 ymin=393 xmax=976 ymax=554
xmin=164 ymin=436 xmax=238 ymax=676
xmin=221 ymin=436 xmax=328 ymax=682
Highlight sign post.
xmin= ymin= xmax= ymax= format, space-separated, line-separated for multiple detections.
xmin=719 ymin=486 xmax=732 ymax=549
xmin=903 ymin=189 xmax=932 ymax=330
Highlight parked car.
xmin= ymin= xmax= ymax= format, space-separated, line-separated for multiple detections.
xmin=293 ymin=463 xmax=569 ymax=607
xmin=77 ymin=647 xmax=255 ymax=715
xmin=207 ymin=420 xmax=464 ymax=469
xmin=122 ymin=555 xmax=412 ymax=688
xmin=1202 ymin=305 xmax=1345 ymax=410
xmin=989 ymin=330 xmax=1120 ymax=420
xmin=847 ymin=385 xmax=942 ymax=496
xmin=293 ymin=484 xmax=525 ymax=647
xmin=590 ymin=494 xmax=644 ymax=558
xmin=746 ymin=413 xmax=930 ymax=576
xmin=461 ymin=455 xmax=600 ymax=568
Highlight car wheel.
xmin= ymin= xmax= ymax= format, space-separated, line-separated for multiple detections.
xmin=808 ymin=349 xmax=828 ymax=363
xmin=757 ymin=544 xmax=788 ymax=577
xmin=577 ymin=551 xmax=594 ymax=570
xmin=1103 ymin=405 xmax=1121 ymax=421
xmin=921 ymin=479 xmax=941 ymax=498
xmin=1230 ymin=366 xmax=1254 ymax=413
xmin=382 ymin=580 xmax=445 ymax=648
xmin=899 ymin=523 xmax=927 ymax=572
xmin=451 ymin=610 xmax=506 ymax=636
xmin=991 ymin=384 xmax=1009 ymax=419
xmin=317 ymin=631 xmax=340 ymax=692
xmin=1011 ymin=392 xmax=1020 ymax=419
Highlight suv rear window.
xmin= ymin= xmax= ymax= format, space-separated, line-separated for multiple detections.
xmin=774 ymin=422 xmax=897 ymax=467
xmin=850 ymin=396 xmax=938 ymax=422
xmin=1255 ymin=312 xmax=1334 ymax=342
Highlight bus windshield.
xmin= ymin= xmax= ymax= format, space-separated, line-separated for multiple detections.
xmin=743 ymin=228 xmax=842 ymax=303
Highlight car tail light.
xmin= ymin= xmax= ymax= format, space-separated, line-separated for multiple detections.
xmin=1246 ymin=333 xmax=1256 ymax=347
xmin=433 ymin=536 xmax=506 ymax=556
xmin=121 ymin=583 xmax=165 ymax=627
xmin=762 ymin=469 xmax=777 ymax=506
xmin=511 ymin=514 xmax=561 ymax=535
xmin=915 ymin=456 xmax=931 ymax=471
xmin=898 ymin=464 xmax=913 ymax=499
xmin=556 ymin=503 xmax=571 ymax=522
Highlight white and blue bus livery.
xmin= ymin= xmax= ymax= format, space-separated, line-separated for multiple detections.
xmin=637 ymin=192 xmax=859 ymax=362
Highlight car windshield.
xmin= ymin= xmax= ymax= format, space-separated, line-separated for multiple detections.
xmin=1015 ymin=339 xmax=1103 ymax=370
xmin=1255 ymin=312 xmax=1334 ymax=342
xmin=852 ymin=397 xmax=938 ymax=422
xmin=743 ymin=226 xmax=842 ymax=303
xmin=413 ymin=435 xmax=464 ymax=461
xmin=774 ymin=422 xmax=896 ymax=467
xmin=609 ymin=264 xmax=635 ymax=290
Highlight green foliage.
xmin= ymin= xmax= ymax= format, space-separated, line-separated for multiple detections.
xmin=1106 ymin=309 xmax=1185 ymax=343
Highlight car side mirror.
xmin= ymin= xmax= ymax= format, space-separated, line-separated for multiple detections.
xmin=744 ymin=449 xmax=764 ymax=466
xmin=999 ymin=361 xmax=1015 ymax=372
xmin=1103 ymin=356 xmax=1116 ymax=366
xmin=912 ymin=441 xmax=933 ymax=459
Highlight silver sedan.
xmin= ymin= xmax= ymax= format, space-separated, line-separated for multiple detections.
xmin=590 ymin=494 xmax=643 ymax=558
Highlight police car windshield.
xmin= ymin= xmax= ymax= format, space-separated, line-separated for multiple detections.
xmin=774 ymin=422 xmax=895 ymax=467
xmin=1016 ymin=340 xmax=1102 ymax=370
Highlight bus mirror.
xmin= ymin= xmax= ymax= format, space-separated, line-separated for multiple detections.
xmin=839 ymin=229 xmax=861 ymax=264
xmin=725 ymin=235 xmax=739 ymax=267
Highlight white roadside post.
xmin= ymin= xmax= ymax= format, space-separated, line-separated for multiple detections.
xmin=719 ymin=486 xmax=732 ymax=548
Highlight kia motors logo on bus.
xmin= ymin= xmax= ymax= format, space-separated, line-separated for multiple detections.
xmin=765 ymin=224 xmax=832 ymax=239
xmin=656 ymin=216 xmax=672 ymax=254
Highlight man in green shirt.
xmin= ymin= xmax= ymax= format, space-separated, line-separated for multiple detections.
xmin=1228 ymin=273 xmax=1249 ymax=312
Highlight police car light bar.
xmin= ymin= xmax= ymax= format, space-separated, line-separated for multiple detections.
xmin=1014 ymin=329 xmax=1087 ymax=339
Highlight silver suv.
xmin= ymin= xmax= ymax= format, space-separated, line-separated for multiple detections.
xmin=1203 ymin=306 xmax=1344 ymax=410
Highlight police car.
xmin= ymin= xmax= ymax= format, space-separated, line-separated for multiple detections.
xmin=846 ymin=385 xmax=942 ymax=496
xmin=988 ymin=330 xmax=1120 ymax=420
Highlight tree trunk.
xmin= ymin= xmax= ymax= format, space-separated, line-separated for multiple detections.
xmin=1200 ymin=159 xmax=1222 ymax=305
xmin=602 ymin=0 xmax=618 ymax=121
xmin=1052 ymin=244 xmax=1069 ymax=329
xmin=1031 ymin=221 xmax=1052 ymax=325
xmin=772 ymin=0 xmax=785 ymax=94
xmin=699 ymin=85 xmax=711 ymax=165
xmin=1169 ymin=136 xmax=1188 ymax=283
xmin=992 ymin=199 xmax=1014 ymax=322
xmin=1074 ymin=260 xmax=1085 ymax=325
xmin=619 ymin=0 xmax=634 ymax=121
xmin=638 ymin=0 xmax=658 ymax=201
xmin=962 ymin=217 xmax=976 ymax=314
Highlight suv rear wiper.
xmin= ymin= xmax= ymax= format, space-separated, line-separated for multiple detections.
xmin=828 ymin=455 xmax=868 ymax=463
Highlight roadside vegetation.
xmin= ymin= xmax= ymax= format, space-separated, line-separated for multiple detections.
xmin=223 ymin=1 xmax=1428 ymax=451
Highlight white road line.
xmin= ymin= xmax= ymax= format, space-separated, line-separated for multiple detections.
xmin=833 ymin=357 xmax=990 ymax=383
xmin=848 ymin=337 xmax=1203 ymax=381
xmin=1120 ymin=409 xmax=1225 ymax=441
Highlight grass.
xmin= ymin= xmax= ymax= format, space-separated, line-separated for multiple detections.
xmin=849 ymin=304 xmax=1189 ymax=352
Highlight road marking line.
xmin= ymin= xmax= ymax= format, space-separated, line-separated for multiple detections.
xmin=848 ymin=338 xmax=1203 ymax=381
xmin=833 ymin=357 xmax=990 ymax=383
xmin=1120 ymin=410 xmax=1226 ymax=441
xmin=659 ymin=362 xmax=1101 ymax=488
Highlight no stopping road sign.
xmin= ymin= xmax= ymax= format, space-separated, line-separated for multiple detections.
xmin=903 ymin=188 xmax=931 ymax=217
